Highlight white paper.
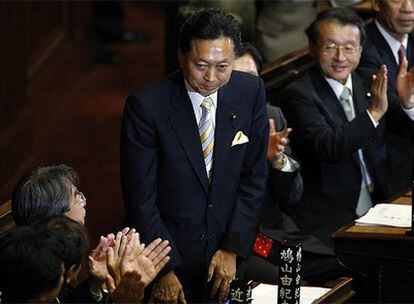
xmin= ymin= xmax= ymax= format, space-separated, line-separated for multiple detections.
xmin=252 ymin=284 xmax=331 ymax=304
xmin=355 ymin=203 xmax=412 ymax=228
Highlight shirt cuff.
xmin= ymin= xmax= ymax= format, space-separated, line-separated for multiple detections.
xmin=271 ymin=154 xmax=298 ymax=172
xmin=90 ymin=288 xmax=103 ymax=302
xmin=366 ymin=109 xmax=379 ymax=128
xmin=402 ymin=105 xmax=414 ymax=121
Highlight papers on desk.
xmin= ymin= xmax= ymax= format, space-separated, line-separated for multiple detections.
xmin=252 ymin=284 xmax=331 ymax=303
xmin=355 ymin=203 xmax=412 ymax=228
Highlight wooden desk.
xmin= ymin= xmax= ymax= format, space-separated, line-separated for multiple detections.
xmin=332 ymin=191 xmax=414 ymax=302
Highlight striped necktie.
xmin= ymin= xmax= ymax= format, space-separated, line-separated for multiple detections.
xmin=199 ymin=97 xmax=215 ymax=180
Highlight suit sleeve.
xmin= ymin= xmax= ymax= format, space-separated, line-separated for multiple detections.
xmin=281 ymin=87 xmax=379 ymax=163
xmin=120 ymin=95 xmax=181 ymax=274
xmin=220 ymin=78 xmax=269 ymax=258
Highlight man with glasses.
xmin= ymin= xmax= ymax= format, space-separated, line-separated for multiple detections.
xmin=280 ymin=7 xmax=414 ymax=283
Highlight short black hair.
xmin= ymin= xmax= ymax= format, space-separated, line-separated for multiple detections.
xmin=0 ymin=226 xmax=64 ymax=303
xmin=237 ymin=42 xmax=264 ymax=74
xmin=306 ymin=7 xmax=366 ymax=46
xmin=36 ymin=215 xmax=89 ymax=271
xmin=178 ymin=8 xmax=241 ymax=55
xmin=11 ymin=164 xmax=79 ymax=226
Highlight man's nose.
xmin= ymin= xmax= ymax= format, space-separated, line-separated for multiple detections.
xmin=204 ymin=68 xmax=215 ymax=82
xmin=334 ymin=46 xmax=346 ymax=61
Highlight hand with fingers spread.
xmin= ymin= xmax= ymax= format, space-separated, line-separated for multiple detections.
xmin=208 ymin=249 xmax=237 ymax=303
xmin=267 ymin=119 xmax=292 ymax=167
xmin=369 ymin=65 xmax=389 ymax=122
xmin=397 ymin=57 xmax=414 ymax=109
xmin=151 ymin=271 xmax=186 ymax=303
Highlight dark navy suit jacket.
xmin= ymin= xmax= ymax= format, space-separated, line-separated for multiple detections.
xmin=120 ymin=70 xmax=268 ymax=299
xmin=360 ymin=21 xmax=414 ymax=95
xmin=281 ymin=66 xmax=414 ymax=255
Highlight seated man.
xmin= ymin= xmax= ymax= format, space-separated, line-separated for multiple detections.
xmin=0 ymin=225 xmax=65 ymax=303
xmin=11 ymin=164 xmax=86 ymax=226
xmin=281 ymin=7 xmax=414 ymax=284
xmin=10 ymin=164 xmax=171 ymax=302
xmin=360 ymin=0 xmax=414 ymax=95
xmin=359 ymin=0 xmax=414 ymax=192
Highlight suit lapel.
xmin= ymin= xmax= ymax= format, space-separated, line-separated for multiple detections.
xmin=310 ymin=67 xmax=348 ymax=125
xmin=370 ymin=22 xmax=400 ymax=77
xmin=209 ymin=84 xmax=238 ymax=191
xmin=352 ymin=72 xmax=371 ymax=116
xmin=169 ymin=75 xmax=209 ymax=193
xmin=408 ymin=33 xmax=414 ymax=69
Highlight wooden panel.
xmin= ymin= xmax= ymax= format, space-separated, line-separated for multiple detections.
xmin=0 ymin=1 xmax=92 ymax=203
xmin=0 ymin=201 xmax=15 ymax=239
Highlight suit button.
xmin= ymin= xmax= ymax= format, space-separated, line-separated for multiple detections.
xmin=208 ymin=204 xmax=213 ymax=208
xmin=199 ymin=234 xmax=206 ymax=241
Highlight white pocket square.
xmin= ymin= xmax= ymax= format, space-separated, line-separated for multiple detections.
xmin=231 ymin=131 xmax=249 ymax=147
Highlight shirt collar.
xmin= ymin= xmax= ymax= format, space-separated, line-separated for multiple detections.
xmin=325 ymin=75 xmax=353 ymax=100
xmin=185 ymin=80 xmax=218 ymax=109
xmin=375 ymin=20 xmax=408 ymax=64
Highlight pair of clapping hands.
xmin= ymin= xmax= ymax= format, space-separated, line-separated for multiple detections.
xmin=88 ymin=228 xmax=171 ymax=303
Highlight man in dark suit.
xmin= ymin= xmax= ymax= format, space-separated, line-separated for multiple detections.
xmin=281 ymin=7 xmax=414 ymax=282
xmin=120 ymin=9 xmax=268 ymax=303
xmin=360 ymin=0 xmax=414 ymax=95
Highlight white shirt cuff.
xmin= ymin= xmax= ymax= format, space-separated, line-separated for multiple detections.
xmin=366 ymin=110 xmax=379 ymax=128
xmin=272 ymin=154 xmax=299 ymax=172
xmin=402 ymin=105 xmax=414 ymax=121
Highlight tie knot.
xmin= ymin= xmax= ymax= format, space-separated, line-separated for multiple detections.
xmin=201 ymin=97 xmax=213 ymax=110
xmin=340 ymin=86 xmax=351 ymax=102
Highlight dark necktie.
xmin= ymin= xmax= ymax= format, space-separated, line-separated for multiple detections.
xmin=399 ymin=44 xmax=406 ymax=66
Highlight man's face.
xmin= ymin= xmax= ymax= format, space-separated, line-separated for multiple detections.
xmin=65 ymin=186 xmax=86 ymax=225
xmin=374 ymin=0 xmax=414 ymax=41
xmin=179 ymin=37 xmax=235 ymax=96
xmin=233 ymin=53 xmax=259 ymax=76
xmin=311 ymin=20 xmax=362 ymax=84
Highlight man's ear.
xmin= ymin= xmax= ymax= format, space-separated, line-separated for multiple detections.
xmin=64 ymin=264 xmax=82 ymax=285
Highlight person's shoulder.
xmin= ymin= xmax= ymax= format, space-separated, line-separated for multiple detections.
xmin=284 ymin=68 xmax=314 ymax=93
xmin=228 ymin=70 xmax=262 ymax=89
xmin=129 ymin=70 xmax=183 ymax=103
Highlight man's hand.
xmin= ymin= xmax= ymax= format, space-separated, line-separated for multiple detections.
xmin=208 ymin=249 xmax=237 ymax=303
xmin=107 ymin=271 xmax=146 ymax=303
xmin=151 ymin=271 xmax=186 ymax=303
xmin=397 ymin=57 xmax=414 ymax=109
xmin=369 ymin=65 xmax=388 ymax=122
xmin=267 ymin=118 xmax=292 ymax=163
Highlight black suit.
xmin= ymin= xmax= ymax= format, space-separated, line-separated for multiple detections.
xmin=120 ymin=70 xmax=268 ymax=301
xmin=360 ymin=21 xmax=414 ymax=95
xmin=280 ymin=66 xmax=414 ymax=257
xmin=360 ymin=21 xmax=414 ymax=202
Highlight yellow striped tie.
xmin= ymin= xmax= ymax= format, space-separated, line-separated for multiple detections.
xmin=199 ymin=97 xmax=215 ymax=180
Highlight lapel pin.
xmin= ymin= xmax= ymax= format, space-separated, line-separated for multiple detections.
xmin=231 ymin=113 xmax=237 ymax=120
xmin=366 ymin=92 xmax=372 ymax=97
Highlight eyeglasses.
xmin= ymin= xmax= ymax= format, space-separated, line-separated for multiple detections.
xmin=75 ymin=190 xmax=86 ymax=206
xmin=321 ymin=43 xmax=361 ymax=55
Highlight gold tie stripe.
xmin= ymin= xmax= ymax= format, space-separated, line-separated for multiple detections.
xmin=199 ymin=97 xmax=215 ymax=179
